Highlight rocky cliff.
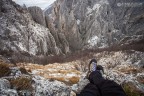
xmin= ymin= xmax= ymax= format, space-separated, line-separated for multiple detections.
xmin=0 ymin=0 xmax=61 ymax=56
xmin=0 ymin=0 xmax=144 ymax=56
xmin=45 ymin=0 xmax=144 ymax=49
xmin=28 ymin=6 xmax=46 ymax=27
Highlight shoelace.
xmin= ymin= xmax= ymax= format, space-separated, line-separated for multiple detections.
xmin=91 ymin=62 xmax=97 ymax=72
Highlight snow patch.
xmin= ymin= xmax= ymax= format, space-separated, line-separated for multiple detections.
xmin=86 ymin=4 xmax=101 ymax=15
xmin=92 ymin=4 xmax=101 ymax=10
xmin=18 ymin=43 xmax=27 ymax=52
xmin=86 ymin=7 xmax=93 ymax=14
xmin=77 ymin=19 xmax=81 ymax=25
xmin=88 ymin=36 xmax=99 ymax=47
xmin=99 ymin=0 xmax=109 ymax=5
xmin=112 ymin=29 xmax=119 ymax=33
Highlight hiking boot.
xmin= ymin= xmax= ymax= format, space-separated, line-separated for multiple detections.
xmin=97 ymin=65 xmax=104 ymax=75
xmin=88 ymin=59 xmax=97 ymax=72
xmin=86 ymin=59 xmax=97 ymax=79
xmin=86 ymin=59 xmax=104 ymax=79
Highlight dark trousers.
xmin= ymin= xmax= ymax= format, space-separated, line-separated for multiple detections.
xmin=77 ymin=71 xmax=126 ymax=96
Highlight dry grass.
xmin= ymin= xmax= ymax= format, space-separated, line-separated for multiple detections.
xmin=58 ymin=70 xmax=80 ymax=75
xmin=44 ymin=75 xmax=67 ymax=83
xmin=122 ymin=82 xmax=144 ymax=96
xmin=19 ymin=67 xmax=29 ymax=74
xmin=23 ymin=63 xmax=81 ymax=75
xmin=47 ymin=76 xmax=80 ymax=85
xmin=118 ymin=66 xmax=141 ymax=74
xmin=51 ymin=77 xmax=66 ymax=83
xmin=42 ymin=69 xmax=80 ymax=85
xmin=69 ymin=76 xmax=80 ymax=84
xmin=24 ymin=63 xmax=82 ymax=85
xmin=17 ymin=63 xmax=44 ymax=70
xmin=0 ymin=61 xmax=11 ymax=77
xmin=9 ymin=77 xmax=33 ymax=91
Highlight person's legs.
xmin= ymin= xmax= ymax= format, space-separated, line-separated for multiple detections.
xmin=88 ymin=71 xmax=105 ymax=85
xmin=77 ymin=59 xmax=126 ymax=96
xmin=88 ymin=71 xmax=126 ymax=96
xmin=76 ymin=83 xmax=101 ymax=96
xmin=76 ymin=59 xmax=102 ymax=96
xmin=87 ymin=59 xmax=104 ymax=84
xmin=88 ymin=59 xmax=126 ymax=96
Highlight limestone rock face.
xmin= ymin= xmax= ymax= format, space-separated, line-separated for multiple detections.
xmin=0 ymin=79 xmax=18 ymax=96
xmin=33 ymin=76 xmax=71 ymax=96
xmin=45 ymin=0 xmax=144 ymax=49
xmin=28 ymin=6 xmax=46 ymax=27
xmin=0 ymin=0 xmax=61 ymax=55
xmin=45 ymin=0 xmax=82 ymax=51
xmin=1 ymin=0 xmax=144 ymax=56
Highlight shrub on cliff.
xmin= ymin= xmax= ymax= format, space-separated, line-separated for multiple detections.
xmin=9 ymin=77 xmax=33 ymax=91
xmin=122 ymin=82 xmax=144 ymax=96
xmin=0 ymin=61 xmax=11 ymax=77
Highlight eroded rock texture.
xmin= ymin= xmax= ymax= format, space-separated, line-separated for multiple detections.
xmin=0 ymin=0 xmax=144 ymax=56
xmin=28 ymin=6 xmax=46 ymax=27
xmin=45 ymin=0 xmax=144 ymax=49
xmin=0 ymin=0 xmax=61 ymax=55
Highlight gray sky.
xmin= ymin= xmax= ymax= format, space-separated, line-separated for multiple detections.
xmin=13 ymin=0 xmax=56 ymax=10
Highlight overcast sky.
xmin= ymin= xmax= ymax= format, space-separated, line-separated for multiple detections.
xmin=13 ymin=0 xmax=56 ymax=10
